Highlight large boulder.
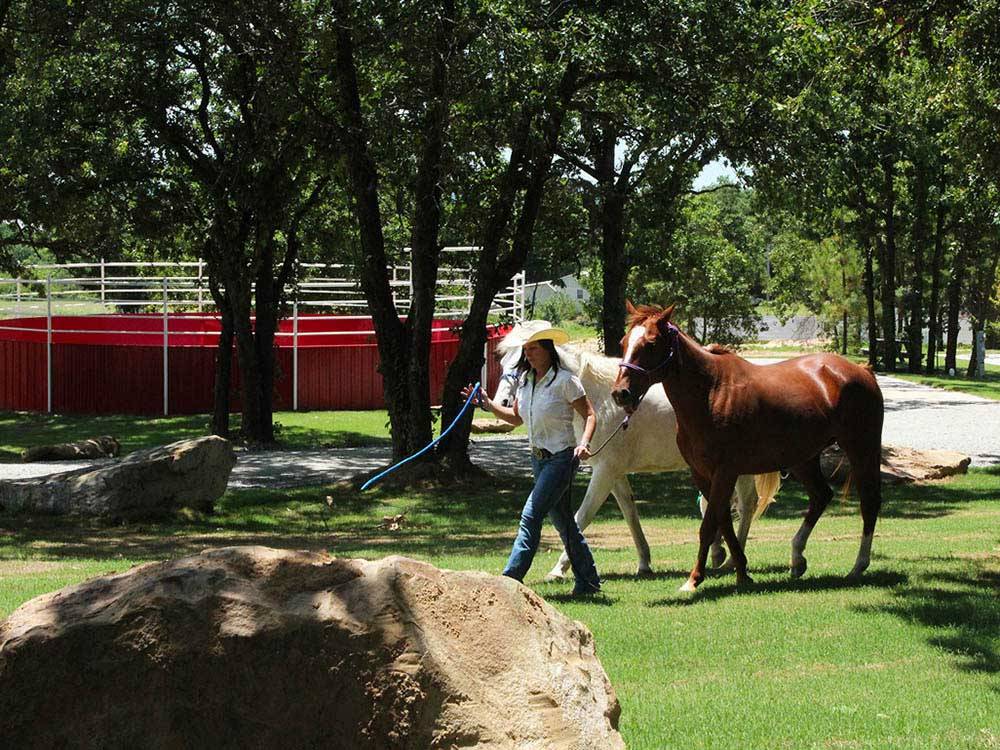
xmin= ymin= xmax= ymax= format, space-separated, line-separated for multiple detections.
xmin=0 ymin=436 xmax=235 ymax=519
xmin=21 ymin=435 xmax=121 ymax=462
xmin=821 ymin=443 xmax=971 ymax=485
xmin=0 ymin=548 xmax=624 ymax=750
xmin=471 ymin=417 xmax=516 ymax=434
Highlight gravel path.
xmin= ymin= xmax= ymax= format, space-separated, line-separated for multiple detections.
xmin=0 ymin=435 xmax=536 ymax=489
xmin=2 ymin=373 xmax=997 ymax=489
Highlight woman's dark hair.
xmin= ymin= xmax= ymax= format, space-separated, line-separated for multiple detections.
xmin=516 ymin=338 xmax=561 ymax=386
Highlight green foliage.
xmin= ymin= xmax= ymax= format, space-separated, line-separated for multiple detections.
xmin=765 ymin=209 xmax=867 ymax=350
xmin=629 ymin=186 xmax=763 ymax=345
xmin=533 ymin=291 xmax=578 ymax=326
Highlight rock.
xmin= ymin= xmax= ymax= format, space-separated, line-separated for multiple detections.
xmin=0 ymin=547 xmax=624 ymax=750
xmin=471 ymin=418 xmax=516 ymax=434
xmin=821 ymin=443 xmax=971 ymax=485
xmin=21 ymin=435 xmax=121 ymax=462
xmin=0 ymin=436 xmax=235 ymax=519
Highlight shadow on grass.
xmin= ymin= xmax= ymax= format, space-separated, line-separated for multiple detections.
xmin=649 ymin=570 xmax=909 ymax=607
xmin=279 ymin=428 xmax=391 ymax=450
xmin=860 ymin=568 xmax=1000 ymax=688
xmin=2 ymin=465 xmax=997 ymax=570
xmin=598 ymin=569 xmax=692 ymax=583
xmin=0 ymin=515 xmax=519 ymax=562
xmin=0 ymin=479 xmax=526 ymax=562
xmin=624 ymin=469 xmax=1000 ymax=523
xmin=0 ymin=411 xmax=214 ymax=461
xmin=0 ymin=411 xmax=391 ymax=463
xmin=542 ymin=592 xmax=617 ymax=606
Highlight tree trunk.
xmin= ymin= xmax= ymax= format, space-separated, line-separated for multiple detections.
xmin=944 ymin=228 xmax=969 ymax=374
xmin=841 ymin=258 xmax=848 ymax=356
xmin=590 ymin=125 xmax=629 ymax=358
xmin=211 ymin=292 xmax=234 ymax=438
xmin=436 ymin=64 xmax=577 ymax=474
xmin=403 ymin=0 xmax=454 ymax=460
xmin=252 ymin=240 xmax=278 ymax=445
xmin=965 ymin=244 xmax=1000 ymax=379
xmin=230 ymin=289 xmax=265 ymax=445
xmin=878 ymin=154 xmax=898 ymax=372
xmin=332 ymin=0 xmax=415 ymax=461
xmin=925 ymin=184 xmax=947 ymax=373
xmin=864 ymin=242 xmax=878 ymax=368
xmin=906 ymin=155 xmax=929 ymax=373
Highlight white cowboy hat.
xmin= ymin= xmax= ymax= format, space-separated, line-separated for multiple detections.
xmin=504 ymin=319 xmax=570 ymax=347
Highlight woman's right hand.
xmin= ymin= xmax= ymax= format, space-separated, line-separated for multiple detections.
xmin=461 ymin=383 xmax=489 ymax=411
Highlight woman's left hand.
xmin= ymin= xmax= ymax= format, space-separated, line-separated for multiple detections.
xmin=574 ymin=443 xmax=591 ymax=461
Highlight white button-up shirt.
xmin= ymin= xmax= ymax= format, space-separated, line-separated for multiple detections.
xmin=515 ymin=366 xmax=586 ymax=454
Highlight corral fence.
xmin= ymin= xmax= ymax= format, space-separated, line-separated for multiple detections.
xmin=0 ymin=249 xmax=525 ymax=414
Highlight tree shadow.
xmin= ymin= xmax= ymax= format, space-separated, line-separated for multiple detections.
xmin=0 ymin=479 xmax=526 ymax=562
xmin=648 ymin=570 xmax=909 ymax=607
xmin=542 ymin=592 xmax=617 ymax=606
xmin=598 ymin=569 xmax=691 ymax=582
xmin=0 ymin=411 xmax=214 ymax=458
xmin=624 ymin=469 xmax=1000 ymax=524
xmin=285 ymin=429 xmax=391 ymax=450
xmin=858 ymin=568 xmax=1000 ymax=689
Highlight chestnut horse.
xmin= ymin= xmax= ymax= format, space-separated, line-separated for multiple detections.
xmin=611 ymin=302 xmax=884 ymax=592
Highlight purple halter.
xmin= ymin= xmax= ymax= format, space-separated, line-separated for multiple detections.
xmin=618 ymin=322 xmax=680 ymax=383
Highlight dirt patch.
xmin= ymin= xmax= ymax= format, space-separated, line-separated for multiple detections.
xmin=0 ymin=560 xmax=66 ymax=577
xmin=822 ymin=444 xmax=971 ymax=485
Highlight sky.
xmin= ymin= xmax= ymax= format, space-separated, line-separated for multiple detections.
xmin=692 ymin=157 xmax=741 ymax=190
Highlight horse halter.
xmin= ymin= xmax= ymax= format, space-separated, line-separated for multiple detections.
xmin=617 ymin=322 xmax=680 ymax=409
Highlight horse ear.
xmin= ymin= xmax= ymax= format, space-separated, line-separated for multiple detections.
xmin=625 ymin=299 xmax=637 ymax=316
xmin=655 ymin=304 xmax=677 ymax=334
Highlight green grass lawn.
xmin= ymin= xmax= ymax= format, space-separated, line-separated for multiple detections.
xmin=0 ymin=409 xmax=527 ymax=462
xmin=0 ymin=410 xmax=393 ymax=461
xmin=2 ymin=467 xmax=998 ymax=749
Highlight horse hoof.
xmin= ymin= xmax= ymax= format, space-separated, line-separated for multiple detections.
xmin=847 ymin=564 xmax=868 ymax=579
xmin=719 ymin=558 xmax=737 ymax=572
xmin=790 ymin=559 xmax=807 ymax=578
xmin=736 ymin=573 xmax=754 ymax=587
xmin=711 ymin=549 xmax=727 ymax=568
xmin=678 ymin=577 xmax=700 ymax=592
xmin=544 ymin=569 xmax=568 ymax=582
xmin=636 ymin=565 xmax=654 ymax=578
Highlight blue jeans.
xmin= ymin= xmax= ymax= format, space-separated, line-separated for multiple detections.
xmin=503 ymin=447 xmax=601 ymax=593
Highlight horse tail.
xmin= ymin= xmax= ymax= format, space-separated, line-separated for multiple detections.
xmin=752 ymin=471 xmax=782 ymax=521
xmin=841 ymin=471 xmax=853 ymax=503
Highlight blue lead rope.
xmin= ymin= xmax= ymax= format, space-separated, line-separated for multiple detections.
xmin=360 ymin=382 xmax=483 ymax=491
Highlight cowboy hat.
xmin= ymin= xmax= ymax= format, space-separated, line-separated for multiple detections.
xmin=504 ymin=319 xmax=570 ymax=346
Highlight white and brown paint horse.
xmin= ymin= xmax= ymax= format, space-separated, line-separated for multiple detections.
xmin=494 ymin=337 xmax=780 ymax=579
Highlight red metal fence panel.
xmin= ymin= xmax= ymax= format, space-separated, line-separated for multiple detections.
xmin=0 ymin=315 xmax=511 ymax=415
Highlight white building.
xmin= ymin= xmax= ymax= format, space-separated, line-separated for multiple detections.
xmin=522 ymin=274 xmax=590 ymax=311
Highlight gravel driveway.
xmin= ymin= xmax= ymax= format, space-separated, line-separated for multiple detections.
xmin=2 ymin=374 xmax=997 ymax=489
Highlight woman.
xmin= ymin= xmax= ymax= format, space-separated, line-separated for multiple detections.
xmin=462 ymin=321 xmax=602 ymax=596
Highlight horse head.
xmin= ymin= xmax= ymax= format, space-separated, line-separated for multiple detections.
xmin=493 ymin=345 xmax=522 ymax=407
xmin=611 ymin=300 xmax=680 ymax=414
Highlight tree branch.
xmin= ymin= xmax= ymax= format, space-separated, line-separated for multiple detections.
xmin=554 ymin=145 xmax=600 ymax=180
xmin=177 ymin=43 xmax=226 ymax=164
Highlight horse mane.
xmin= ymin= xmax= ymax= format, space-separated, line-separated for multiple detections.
xmin=573 ymin=347 xmax=620 ymax=387
xmin=705 ymin=343 xmax=733 ymax=355
xmin=627 ymin=303 xmax=667 ymax=329
xmin=497 ymin=329 xmax=521 ymax=356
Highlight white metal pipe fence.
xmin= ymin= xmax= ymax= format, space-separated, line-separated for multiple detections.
xmin=0 ymin=252 xmax=524 ymax=414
